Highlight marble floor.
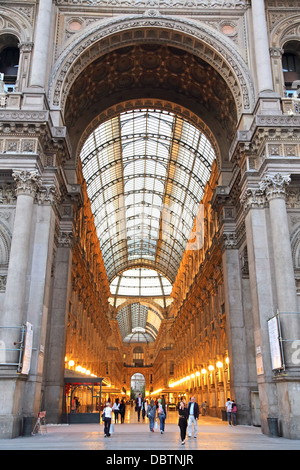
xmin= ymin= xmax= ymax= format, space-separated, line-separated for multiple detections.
xmin=1 ymin=407 xmax=300 ymax=452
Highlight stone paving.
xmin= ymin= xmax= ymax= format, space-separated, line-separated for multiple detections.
xmin=1 ymin=408 xmax=300 ymax=452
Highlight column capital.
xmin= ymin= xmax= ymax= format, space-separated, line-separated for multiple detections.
xmin=12 ymin=169 xmax=41 ymax=198
xmin=259 ymin=173 xmax=291 ymax=201
xmin=240 ymin=186 xmax=267 ymax=213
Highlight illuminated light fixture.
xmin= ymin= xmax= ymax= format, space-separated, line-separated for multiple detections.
xmin=186 ymin=376 xmax=190 ymax=381
xmin=81 ymin=368 xmax=86 ymax=374
xmin=201 ymin=368 xmax=207 ymax=374
xmin=191 ymin=374 xmax=195 ymax=379
xmin=195 ymin=371 xmax=200 ymax=377
xmin=86 ymin=370 xmax=91 ymax=375
xmin=225 ymin=357 xmax=230 ymax=364
xmin=68 ymin=360 xmax=75 ymax=367
xmin=208 ymin=365 xmax=214 ymax=372
xmin=76 ymin=365 xmax=82 ymax=372
xmin=216 ymin=361 xmax=223 ymax=368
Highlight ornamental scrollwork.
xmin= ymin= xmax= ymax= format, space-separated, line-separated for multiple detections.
xmin=259 ymin=173 xmax=291 ymax=201
xmin=12 ymin=170 xmax=41 ymax=198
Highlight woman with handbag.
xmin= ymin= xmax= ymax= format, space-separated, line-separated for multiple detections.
xmin=178 ymin=400 xmax=189 ymax=444
xmin=103 ymin=401 xmax=112 ymax=437
xmin=147 ymin=399 xmax=156 ymax=432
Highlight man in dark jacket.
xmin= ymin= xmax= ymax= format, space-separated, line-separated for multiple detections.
xmin=187 ymin=396 xmax=200 ymax=438
xmin=135 ymin=393 xmax=142 ymax=422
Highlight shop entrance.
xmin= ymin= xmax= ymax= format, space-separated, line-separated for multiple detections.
xmin=62 ymin=377 xmax=105 ymax=424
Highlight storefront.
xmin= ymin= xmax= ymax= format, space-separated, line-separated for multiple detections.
xmin=63 ymin=376 xmax=105 ymax=424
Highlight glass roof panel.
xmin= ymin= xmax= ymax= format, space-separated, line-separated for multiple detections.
xmin=80 ymin=109 xmax=216 ymax=284
xmin=80 ymin=108 xmax=216 ymax=341
xmin=116 ymin=302 xmax=163 ymax=343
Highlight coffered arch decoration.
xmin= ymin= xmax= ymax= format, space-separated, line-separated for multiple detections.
xmin=270 ymin=15 xmax=300 ymax=49
xmin=0 ymin=220 xmax=12 ymax=291
xmin=0 ymin=7 xmax=33 ymax=43
xmin=49 ymin=14 xmax=255 ymax=126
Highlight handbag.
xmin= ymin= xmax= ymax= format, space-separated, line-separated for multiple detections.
xmin=101 ymin=411 xmax=105 ymax=420
xmin=109 ymin=422 xmax=114 ymax=434
xmin=154 ymin=420 xmax=158 ymax=430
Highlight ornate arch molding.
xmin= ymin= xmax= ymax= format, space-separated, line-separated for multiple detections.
xmin=0 ymin=219 xmax=11 ymax=268
xmin=49 ymin=14 xmax=255 ymax=116
xmin=291 ymin=225 xmax=300 ymax=270
xmin=0 ymin=7 xmax=33 ymax=43
xmin=270 ymin=15 xmax=300 ymax=49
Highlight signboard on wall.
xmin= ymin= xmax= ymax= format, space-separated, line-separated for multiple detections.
xmin=20 ymin=322 xmax=33 ymax=375
xmin=268 ymin=314 xmax=283 ymax=370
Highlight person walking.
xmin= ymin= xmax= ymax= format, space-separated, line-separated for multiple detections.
xmin=147 ymin=399 xmax=156 ymax=432
xmin=135 ymin=393 xmax=142 ymax=422
xmin=161 ymin=395 xmax=167 ymax=418
xmin=201 ymin=401 xmax=207 ymax=416
xmin=103 ymin=401 xmax=113 ymax=437
xmin=112 ymin=398 xmax=120 ymax=423
xmin=119 ymin=398 xmax=126 ymax=424
xmin=142 ymin=397 xmax=147 ymax=421
xmin=225 ymin=397 xmax=233 ymax=426
xmin=178 ymin=400 xmax=189 ymax=445
xmin=187 ymin=396 xmax=199 ymax=438
xmin=231 ymin=400 xmax=237 ymax=426
xmin=157 ymin=399 xmax=166 ymax=434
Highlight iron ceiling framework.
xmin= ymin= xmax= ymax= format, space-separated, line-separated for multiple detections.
xmin=80 ymin=108 xmax=216 ymax=342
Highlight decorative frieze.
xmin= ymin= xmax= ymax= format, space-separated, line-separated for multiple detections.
xmin=55 ymin=0 xmax=248 ymax=8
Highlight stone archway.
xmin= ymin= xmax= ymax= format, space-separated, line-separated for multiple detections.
xmin=46 ymin=16 xmax=251 ymax=429
xmin=49 ymin=14 xmax=255 ymax=171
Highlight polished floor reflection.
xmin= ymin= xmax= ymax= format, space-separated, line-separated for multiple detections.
xmin=1 ymin=407 xmax=300 ymax=451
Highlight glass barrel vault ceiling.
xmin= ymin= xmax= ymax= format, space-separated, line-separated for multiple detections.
xmin=80 ymin=108 xmax=216 ymax=342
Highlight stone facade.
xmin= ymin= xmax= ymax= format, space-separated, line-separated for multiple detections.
xmin=0 ymin=0 xmax=300 ymax=440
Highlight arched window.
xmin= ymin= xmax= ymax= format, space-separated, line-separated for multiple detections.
xmin=133 ymin=347 xmax=144 ymax=367
xmin=0 ymin=35 xmax=20 ymax=92
xmin=282 ymin=41 xmax=300 ymax=97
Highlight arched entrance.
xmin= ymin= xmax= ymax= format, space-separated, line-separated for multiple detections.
xmin=131 ymin=372 xmax=145 ymax=397
xmin=44 ymin=19 xmax=251 ymax=427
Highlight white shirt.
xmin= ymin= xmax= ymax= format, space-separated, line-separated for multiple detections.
xmin=226 ymin=400 xmax=233 ymax=412
xmin=104 ymin=405 xmax=112 ymax=418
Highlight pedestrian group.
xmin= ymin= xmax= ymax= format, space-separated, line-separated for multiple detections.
xmin=102 ymin=394 xmax=237 ymax=443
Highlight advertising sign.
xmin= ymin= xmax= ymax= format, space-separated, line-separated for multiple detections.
xmin=267 ymin=315 xmax=283 ymax=370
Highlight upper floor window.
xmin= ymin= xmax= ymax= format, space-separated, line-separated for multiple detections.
xmin=282 ymin=41 xmax=300 ymax=98
xmin=0 ymin=34 xmax=20 ymax=92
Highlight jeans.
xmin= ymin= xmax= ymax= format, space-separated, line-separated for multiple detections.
xmin=149 ymin=417 xmax=155 ymax=431
xmin=187 ymin=415 xmax=197 ymax=437
xmin=104 ymin=417 xmax=111 ymax=436
xmin=227 ymin=412 xmax=232 ymax=425
xmin=159 ymin=415 xmax=165 ymax=432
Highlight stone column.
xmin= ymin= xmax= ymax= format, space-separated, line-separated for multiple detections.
xmin=21 ymin=184 xmax=58 ymax=419
xmin=251 ymin=0 xmax=274 ymax=93
xmin=30 ymin=0 xmax=53 ymax=88
xmin=242 ymin=187 xmax=278 ymax=428
xmin=222 ymin=231 xmax=252 ymax=424
xmin=1 ymin=170 xmax=41 ymax=366
xmin=44 ymin=229 xmax=73 ymax=423
xmin=260 ymin=173 xmax=300 ymax=371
